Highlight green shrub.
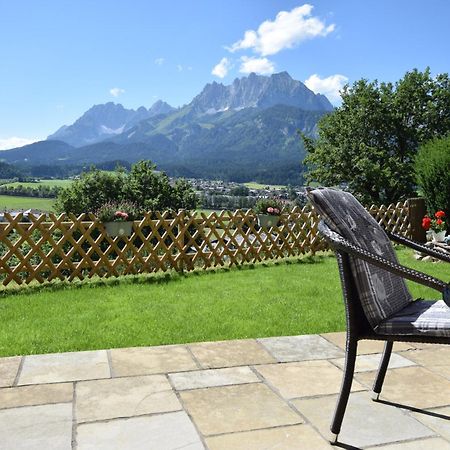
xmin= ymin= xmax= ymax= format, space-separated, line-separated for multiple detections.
xmin=415 ymin=135 xmax=450 ymax=221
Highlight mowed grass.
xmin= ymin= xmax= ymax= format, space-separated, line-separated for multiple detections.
xmin=244 ymin=181 xmax=287 ymax=190
xmin=0 ymin=195 xmax=55 ymax=212
xmin=0 ymin=248 xmax=448 ymax=356
xmin=2 ymin=179 xmax=72 ymax=188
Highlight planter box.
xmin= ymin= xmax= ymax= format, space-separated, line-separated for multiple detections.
xmin=257 ymin=214 xmax=280 ymax=229
xmin=103 ymin=221 xmax=133 ymax=237
xmin=432 ymin=230 xmax=447 ymax=242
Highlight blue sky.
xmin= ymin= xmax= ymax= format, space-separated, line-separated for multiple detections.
xmin=0 ymin=0 xmax=449 ymax=149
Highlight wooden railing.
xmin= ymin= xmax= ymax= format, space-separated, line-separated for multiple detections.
xmin=0 ymin=201 xmax=411 ymax=287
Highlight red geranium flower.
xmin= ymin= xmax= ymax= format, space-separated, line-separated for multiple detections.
xmin=422 ymin=216 xmax=432 ymax=230
xmin=436 ymin=219 xmax=443 ymax=225
xmin=435 ymin=210 xmax=446 ymax=219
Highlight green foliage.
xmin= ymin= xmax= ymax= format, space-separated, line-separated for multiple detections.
xmin=55 ymin=168 xmax=126 ymax=214
xmin=95 ymin=201 xmax=140 ymax=222
xmin=415 ymin=134 xmax=450 ymax=220
xmin=229 ymin=185 xmax=250 ymax=196
xmin=253 ymin=198 xmax=284 ymax=215
xmin=55 ymin=160 xmax=198 ymax=214
xmin=303 ymin=68 xmax=450 ymax=205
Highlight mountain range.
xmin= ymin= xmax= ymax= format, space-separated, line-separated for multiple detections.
xmin=1 ymin=72 xmax=333 ymax=184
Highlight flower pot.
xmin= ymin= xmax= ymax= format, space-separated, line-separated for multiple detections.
xmin=257 ymin=214 xmax=280 ymax=229
xmin=103 ymin=221 xmax=133 ymax=237
xmin=432 ymin=230 xmax=446 ymax=242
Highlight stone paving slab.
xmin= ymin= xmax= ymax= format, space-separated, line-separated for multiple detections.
xmin=2 ymin=334 xmax=450 ymax=448
xmin=411 ymin=406 xmax=450 ymax=441
xmin=356 ymin=366 xmax=450 ymax=409
xmin=0 ymin=356 xmax=21 ymax=388
xmin=258 ymin=334 xmax=344 ymax=362
xmin=256 ymin=360 xmax=365 ymax=399
xmin=76 ymin=375 xmax=181 ymax=423
xmin=18 ymin=350 xmax=109 ymax=385
xmin=0 ymin=382 xmax=72 ymax=410
xmin=321 ymin=332 xmax=415 ymax=354
xmin=205 ymin=424 xmax=331 ymax=450
xmin=402 ymin=347 xmax=450 ymax=380
xmin=366 ymin=438 xmax=450 ymax=449
xmin=293 ymin=391 xmax=435 ymax=448
xmin=180 ymin=383 xmax=302 ymax=435
xmin=169 ymin=366 xmax=259 ymax=390
xmin=0 ymin=403 xmax=73 ymax=450
xmin=188 ymin=339 xmax=275 ymax=368
xmin=331 ymin=352 xmax=416 ymax=373
xmin=110 ymin=345 xmax=198 ymax=376
xmin=76 ymin=411 xmax=204 ymax=450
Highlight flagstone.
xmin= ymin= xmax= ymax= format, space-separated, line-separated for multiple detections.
xmin=76 ymin=375 xmax=181 ymax=423
xmin=0 ymin=356 xmax=21 ymax=388
xmin=256 ymin=360 xmax=365 ymax=399
xmin=0 ymin=403 xmax=72 ymax=450
xmin=76 ymin=411 xmax=204 ymax=450
xmin=169 ymin=366 xmax=259 ymax=390
xmin=19 ymin=350 xmax=109 ymax=385
xmin=188 ymin=339 xmax=275 ymax=369
xmin=0 ymin=382 xmax=72 ymax=410
xmin=180 ymin=383 xmax=302 ymax=435
xmin=356 ymin=366 xmax=450 ymax=409
xmin=258 ymin=334 xmax=344 ymax=362
xmin=293 ymin=391 xmax=435 ymax=448
xmin=110 ymin=345 xmax=198 ymax=376
xmin=205 ymin=424 xmax=330 ymax=450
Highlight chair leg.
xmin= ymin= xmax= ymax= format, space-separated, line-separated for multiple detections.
xmin=330 ymin=338 xmax=358 ymax=441
xmin=372 ymin=341 xmax=393 ymax=400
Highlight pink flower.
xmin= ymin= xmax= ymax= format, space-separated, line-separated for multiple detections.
xmin=267 ymin=207 xmax=274 ymax=214
xmin=114 ymin=211 xmax=129 ymax=221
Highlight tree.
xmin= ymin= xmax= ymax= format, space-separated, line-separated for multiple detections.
xmin=415 ymin=134 xmax=450 ymax=220
xmin=302 ymin=68 xmax=450 ymax=205
xmin=55 ymin=168 xmax=127 ymax=214
xmin=55 ymin=161 xmax=198 ymax=214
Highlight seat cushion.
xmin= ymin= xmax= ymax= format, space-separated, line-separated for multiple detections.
xmin=306 ymin=187 xmax=413 ymax=329
xmin=377 ymin=300 xmax=450 ymax=337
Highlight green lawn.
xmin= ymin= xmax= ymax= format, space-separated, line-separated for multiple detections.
xmin=0 ymin=195 xmax=55 ymax=212
xmin=2 ymin=179 xmax=72 ymax=189
xmin=244 ymin=181 xmax=287 ymax=190
xmin=0 ymin=248 xmax=448 ymax=357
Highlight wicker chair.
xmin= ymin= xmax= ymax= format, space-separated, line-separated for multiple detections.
xmin=306 ymin=187 xmax=450 ymax=443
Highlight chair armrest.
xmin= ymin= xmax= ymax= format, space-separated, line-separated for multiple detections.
xmin=387 ymin=232 xmax=450 ymax=263
xmin=318 ymin=221 xmax=449 ymax=302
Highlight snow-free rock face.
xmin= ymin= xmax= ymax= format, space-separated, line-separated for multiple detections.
xmin=189 ymin=71 xmax=333 ymax=114
xmin=47 ymin=101 xmax=175 ymax=147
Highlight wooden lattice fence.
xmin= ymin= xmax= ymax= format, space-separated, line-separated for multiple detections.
xmin=0 ymin=201 xmax=411 ymax=287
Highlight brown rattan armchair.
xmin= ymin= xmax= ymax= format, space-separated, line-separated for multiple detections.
xmin=306 ymin=187 xmax=450 ymax=443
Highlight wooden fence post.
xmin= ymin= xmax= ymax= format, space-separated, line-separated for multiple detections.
xmin=407 ymin=198 xmax=426 ymax=242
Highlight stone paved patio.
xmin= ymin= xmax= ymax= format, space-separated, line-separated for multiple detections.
xmin=2 ymin=332 xmax=450 ymax=449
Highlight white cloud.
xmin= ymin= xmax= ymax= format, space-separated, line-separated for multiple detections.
xmin=0 ymin=137 xmax=38 ymax=151
xmin=110 ymin=87 xmax=125 ymax=97
xmin=228 ymin=4 xmax=335 ymax=56
xmin=212 ymin=57 xmax=231 ymax=78
xmin=177 ymin=64 xmax=183 ymax=71
xmin=239 ymin=56 xmax=275 ymax=75
xmin=304 ymin=73 xmax=348 ymax=104
xmin=154 ymin=57 xmax=165 ymax=65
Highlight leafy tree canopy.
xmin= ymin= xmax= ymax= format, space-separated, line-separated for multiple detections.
xmin=55 ymin=160 xmax=198 ymax=214
xmin=302 ymin=68 xmax=450 ymax=205
xmin=415 ymin=134 xmax=450 ymax=220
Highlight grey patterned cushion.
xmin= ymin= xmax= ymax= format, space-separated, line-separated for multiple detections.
xmin=377 ymin=300 xmax=450 ymax=336
xmin=307 ymin=187 xmax=412 ymax=329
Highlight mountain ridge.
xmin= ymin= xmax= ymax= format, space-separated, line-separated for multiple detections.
xmin=3 ymin=72 xmax=333 ymax=184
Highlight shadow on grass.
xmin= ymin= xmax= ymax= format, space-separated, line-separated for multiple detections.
xmin=0 ymin=251 xmax=335 ymax=299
